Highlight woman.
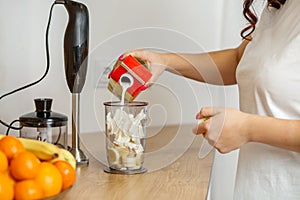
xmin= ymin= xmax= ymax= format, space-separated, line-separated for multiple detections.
xmin=119 ymin=0 xmax=300 ymax=199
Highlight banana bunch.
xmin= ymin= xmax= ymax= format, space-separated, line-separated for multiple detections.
xmin=0 ymin=134 xmax=76 ymax=169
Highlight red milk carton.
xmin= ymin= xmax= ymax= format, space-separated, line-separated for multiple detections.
xmin=108 ymin=55 xmax=152 ymax=102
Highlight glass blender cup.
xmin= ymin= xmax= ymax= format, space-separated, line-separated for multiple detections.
xmin=103 ymin=101 xmax=148 ymax=174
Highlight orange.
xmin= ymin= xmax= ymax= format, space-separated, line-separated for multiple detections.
xmin=0 ymin=172 xmax=14 ymax=200
xmin=0 ymin=150 xmax=8 ymax=172
xmin=53 ymin=160 xmax=76 ymax=190
xmin=0 ymin=135 xmax=25 ymax=161
xmin=35 ymin=162 xmax=62 ymax=198
xmin=2 ymin=169 xmax=15 ymax=186
xmin=14 ymin=179 xmax=44 ymax=200
xmin=10 ymin=151 xmax=40 ymax=181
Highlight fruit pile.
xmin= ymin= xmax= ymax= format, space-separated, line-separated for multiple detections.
xmin=0 ymin=135 xmax=77 ymax=200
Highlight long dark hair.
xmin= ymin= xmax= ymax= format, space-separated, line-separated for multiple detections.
xmin=241 ymin=0 xmax=287 ymax=39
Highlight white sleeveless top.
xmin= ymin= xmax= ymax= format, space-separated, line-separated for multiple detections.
xmin=235 ymin=0 xmax=300 ymax=199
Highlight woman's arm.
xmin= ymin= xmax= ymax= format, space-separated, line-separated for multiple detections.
xmin=247 ymin=114 xmax=300 ymax=153
xmin=194 ymin=107 xmax=300 ymax=153
xmin=162 ymin=39 xmax=250 ymax=85
xmin=123 ymin=39 xmax=250 ymax=86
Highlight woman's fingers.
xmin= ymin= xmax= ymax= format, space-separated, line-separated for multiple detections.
xmin=194 ymin=107 xmax=225 ymax=146
xmin=194 ymin=107 xmax=215 ymax=136
xmin=118 ymin=50 xmax=167 ymax=87
xmin=196 ymin=107 xmax=223 ymax=119
xmin=192 ymin=118 xmax=210 ymax=135
xmin=118 ymin=49 xmax=149 ymax=61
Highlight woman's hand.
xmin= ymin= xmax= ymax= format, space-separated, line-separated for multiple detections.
xmin=193 ymin=107 xmax=251 ymax=153
xmin=119 ymin=49 xmax=168 ymax=87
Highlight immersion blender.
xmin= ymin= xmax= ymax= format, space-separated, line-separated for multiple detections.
xmin=56 ymin=0 xmax=89 ymax=165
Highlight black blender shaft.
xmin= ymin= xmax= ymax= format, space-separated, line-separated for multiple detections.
xmin=63 ymin=0 xmax=89 ymax=93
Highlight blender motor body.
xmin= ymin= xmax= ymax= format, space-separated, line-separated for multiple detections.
xmin=63 ymin=0 xmax=89 ymax=94
xmin=62 ymin=0 xmax=90 ymax=165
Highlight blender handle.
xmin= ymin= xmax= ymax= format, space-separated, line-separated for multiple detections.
xmin=63 ymin=0 xmax=89 ymax=93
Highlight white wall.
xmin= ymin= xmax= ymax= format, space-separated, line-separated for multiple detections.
xmin=0 ymin=1 xmax=246 ymax=199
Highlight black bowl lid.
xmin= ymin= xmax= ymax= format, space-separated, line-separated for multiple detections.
xmin=19 ymin=98 xmax=68 ymax=128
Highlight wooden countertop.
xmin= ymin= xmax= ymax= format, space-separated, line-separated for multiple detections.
xmin=50 ymin=124 xmax=214 ymax=200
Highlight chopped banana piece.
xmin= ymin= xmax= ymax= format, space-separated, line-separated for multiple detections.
xmin=107 ymin=147 xmax=120 ymax=166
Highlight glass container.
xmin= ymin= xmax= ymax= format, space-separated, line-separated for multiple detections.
xmin=103 ymin=101 xmax=148 ymax=174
